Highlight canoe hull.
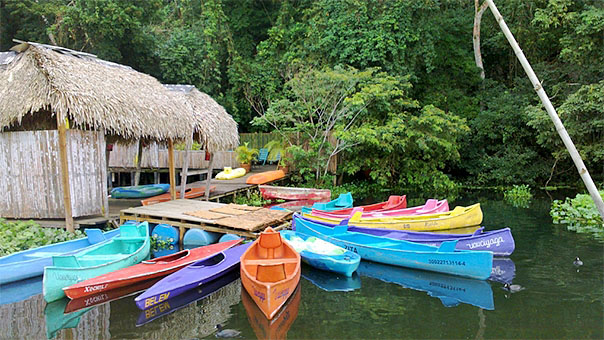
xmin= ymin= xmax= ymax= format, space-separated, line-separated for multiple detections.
xmin=280 ymin=230 xmax=360 ymax=277
xmin=134 ymin=242 xmax=251 ymax=310
xmin=111 ymin=184 xmax=170 ymax=199
xmin=293 ymin=215 xmax=493 ymax=280
xmin=43 ymin=223 xmax=150 ymax=302
xmin=0 ymin=228 xmax=120 ymax=285
xmin=310 ymin=199 xmax=449 ymax=218
xmin=64 ymin=239 xmax=242 ymax=300
xmin=259 ymin=185 xmax=331 ymax=201
xmin=246 ymin=170 xmax=286 ymax=185
xmin=304 ymin=204 xmax=483 ymax=232
xmin=240 ymin=227 xmax=301 ymax=319
xmin=141 ymin=186 xmax=216 ymax=206
xmin=310 ymin=195 xmax=408 ymax=216
xmin=296 ymin=216 xmax=515 ymax=256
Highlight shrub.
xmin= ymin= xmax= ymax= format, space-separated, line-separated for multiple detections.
xmin=0 ymin=219 xmax=84 ymax=256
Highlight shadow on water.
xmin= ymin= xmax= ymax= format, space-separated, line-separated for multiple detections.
xmin=302 ymin=265 xmax=362 ymax=292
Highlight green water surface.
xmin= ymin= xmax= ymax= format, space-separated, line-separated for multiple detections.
xmin=1 ymin=193 xmax=602 ymax=339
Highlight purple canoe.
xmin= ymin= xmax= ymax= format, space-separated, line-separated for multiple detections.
xmin=293 ymin=214 xmax=515 ymax=256
xmin=134 ymin=242 xmax=252 ymax=310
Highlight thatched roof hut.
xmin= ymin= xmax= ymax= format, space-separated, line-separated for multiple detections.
xmin=0 ymin=41 xmax=195 ymax=140
xmin=0 ymin=41 xmax=198 ymax=229
xmin=164 ymin=85 xmax=239 ymax=152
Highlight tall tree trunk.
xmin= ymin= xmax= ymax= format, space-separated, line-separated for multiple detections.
xmin=473 ymin=1 xmax=489 ymax=80
xmin=485 ymin=0 xmax=604 ymax=219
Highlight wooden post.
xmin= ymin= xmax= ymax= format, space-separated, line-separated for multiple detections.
xmin=134 ymin=139 xmax=143 ymax=186
xmin=485 ymin=0 xmax=604 ymax=219
xmin=56 ymin=114 xmax=74 ymax=232
xmin=168 ymin=139 xmax=176 ymax=200
xmin=205 ymin=152 xmax=214 ymax=201
xmin=180 ymin=133 xmax=193 ymax=199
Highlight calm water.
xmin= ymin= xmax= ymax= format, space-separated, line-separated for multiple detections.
xmin=1 ymin=193 xmax=603 ymax=339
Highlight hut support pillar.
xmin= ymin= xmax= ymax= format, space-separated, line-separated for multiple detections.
xmin=168 ymin=139 xmax=177 ymax=200
xmin=134 ymin=139 xmax=143 ymax=186
xmin=179 ymin=133 xmax=193 ymax=199
xmin=205 ymin=152 xmax=214 ymax=201
xmin=57 ymin=114 xmax=74 ymax=232
xmin=485 ymin=0 xmax=604 ymax=219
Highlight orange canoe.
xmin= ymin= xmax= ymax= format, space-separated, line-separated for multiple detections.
xmin=141 ymin=186 xmax=216 ymax=206
xmin=242 ymin=281 xmax=301 ymax=340
xmin=240 ymin=227 xmax=301 ymax=319
xmin=246 ymin=170 xmax=286 ymax=185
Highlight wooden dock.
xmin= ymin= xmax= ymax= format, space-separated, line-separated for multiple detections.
xmin=120 ymin=199 xmax=292 ymax=239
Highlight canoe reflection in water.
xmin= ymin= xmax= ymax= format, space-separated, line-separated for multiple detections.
xmin=136 ymin=270 xmax=239 ymax=326
xmin=357 ymin=261 xmax=494 ymax=310
xmin=301 ymin=265 xmax=362 ymax=292
xmin=488 ymin=258 xmax=516 ymax=284
xmin=44 ymin=297 xmax=98 ymax=339
xmin=0 ymin=275 xmax=43 ymax=306
xmin=242 ymin=283 xmax=301 ymax=340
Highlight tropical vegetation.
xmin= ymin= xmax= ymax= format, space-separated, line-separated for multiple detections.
xmin=1 ymin=0 xmax=602 ymax=224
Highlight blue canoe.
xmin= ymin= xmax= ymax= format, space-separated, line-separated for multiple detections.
xmin=301 ymin=192 xmax=354 ymax=214
xmin=294 ymin=215 xmax=515 ymax=256
xmin=0 ymin=228 xmax=120 ymax=285
xmin=111 ymin=184 xmax=170 ymax=199
xmin=0 ymin=275 xmax=43 ymax=305
xmin=293 ymin=214 xmax=493 ymax=280
xmin=280 ymin=230 xmax=360 ymax=277
xmin=357 ymin=261 xmax=494 ymax=310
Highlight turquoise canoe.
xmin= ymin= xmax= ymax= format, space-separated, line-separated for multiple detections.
xmin=111 ymin=184 xmax=170 ymax=199
xmin=0 ymin=228 xmax=120 ymax=285
xmin=293 ymin=214 xmax=493 ymax=280
xmin=43 ymin=222 xmax=150 ymax=302
xmin=280 ymin=230 xmax=360 ymax=277
xmin=301 ymin=192 xmax=353 ymax=214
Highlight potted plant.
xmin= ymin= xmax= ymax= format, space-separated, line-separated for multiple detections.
xmin=264 ymin=139 xmax=292 ymax=172
xmin=235 ymin=142 xmax=259 ymax=173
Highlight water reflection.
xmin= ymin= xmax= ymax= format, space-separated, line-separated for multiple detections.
xmin=65 ymin=277 xmax=162 ymax=313
xmin=242 ymin=283 xmax=301 ymax=340
xmin=136 ymin=271 xmax=239 ymax=326
xmin=489 ymin=258 xmax=516 ymax=284
xmin=357 ymin=261 xmax=494 ymax=310
xmin=0 ymin=275 xmax=43 ymax=306
xmin=302 ymin=266 xmax=362 ymax=292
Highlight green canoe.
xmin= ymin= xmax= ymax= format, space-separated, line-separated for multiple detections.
xmin=43 ymin=222 xmax=150 ymax=302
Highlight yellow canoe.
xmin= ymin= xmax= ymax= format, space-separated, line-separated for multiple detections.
xmin=302 ymin=204 xmax=483 ymax=232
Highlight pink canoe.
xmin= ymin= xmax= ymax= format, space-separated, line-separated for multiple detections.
xmin=310 ymin=199 xmax=449 ymax=219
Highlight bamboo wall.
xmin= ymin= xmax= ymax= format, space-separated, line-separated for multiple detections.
xmin=0 ymin=130 xmax=107 ymax=219
xmin=108 ymin=142 xmax=238 ymax=169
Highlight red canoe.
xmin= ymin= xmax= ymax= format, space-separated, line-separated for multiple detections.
xmin=259 ymin=185 xmax=331 ymax=201
xmin=65 ymin=277 xmax=162 ymax=313
xmin=321 ymin=195 xmax=407 ymax=215
xmin=141 ymin=186 xmax=216 ymax=206
xmin=311 ymin=199 xmax=449 ymax=218
xmin=63 ymin=239 xmax=242 ymax=300
xmin=246 ymin=170 xmax=286 ymax=185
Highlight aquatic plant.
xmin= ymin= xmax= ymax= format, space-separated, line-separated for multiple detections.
xmin=233 ymin=191 xmax=271 ymax=207
xmin=504 ymin=185 xmax=533 ymax=208
xmin=0 ymin=219 xmax=84 ymax=256
xmin=551 ymin=191 xmax=604 ymax=237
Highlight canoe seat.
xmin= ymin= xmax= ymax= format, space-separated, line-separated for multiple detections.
xmin=256 ymin=263 xmax=286 ymax=283
xmin=259 ymin=233 xmax=282 ymax=249
xmin=245 ymin=258 xmax=299 ymax=266
xmin=23 ymin=251 xmax=64 ymax=258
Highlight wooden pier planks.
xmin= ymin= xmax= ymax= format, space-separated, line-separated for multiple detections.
xmin=120 ymin=199 xmax=290 ymax=239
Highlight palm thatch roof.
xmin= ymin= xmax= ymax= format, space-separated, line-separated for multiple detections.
xmin=165 ymin=85 xmax=239 ymax=152
xmin=0 ymin=41 xmax=195 ymax=140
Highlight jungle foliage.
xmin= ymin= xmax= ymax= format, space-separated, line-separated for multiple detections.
xmin=1 ymin=0 xmax=602 ymax=194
